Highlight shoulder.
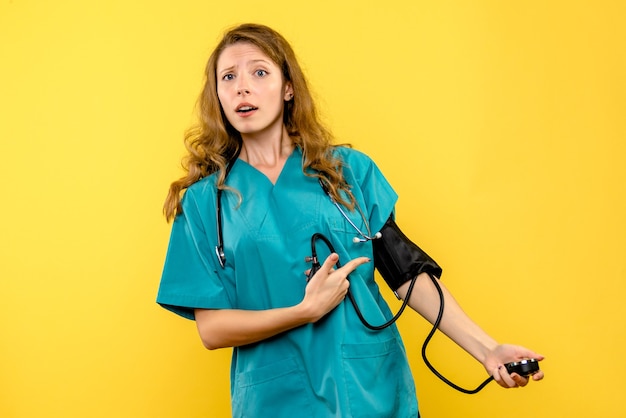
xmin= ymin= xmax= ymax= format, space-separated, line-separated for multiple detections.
xmin=332 ymin=146 xmax=377 ymax=172
xmin=180 ymin=174 xmax=218 ymax=212
xmin=333 ymin=145 xmax=397 ymax=226
xmin=186 ymin=174 xmax=217 ymax=194
xmin=332 ymin=145 xmax=373 ymax=162
xmin=332 ymin=145 xmax=395 ymax=194
xmin=186 ymin=167 xmax=222 ymax=195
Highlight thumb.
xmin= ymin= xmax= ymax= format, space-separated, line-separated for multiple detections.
xmin=514 ymin=346 xmax=545 ymax=362
xmin=320 ymin=253 xmax=339 ymax=273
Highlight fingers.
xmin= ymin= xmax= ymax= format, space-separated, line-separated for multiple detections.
xmin=338 ymin=256 xmax=371 ymax=275
xmin=302 ymin=253 xmax=363 ymax=322
xmin=487 ymin=344 xmax=545 ymax=390
xmin=516 ymin=348 xmax=545 ymax=363
xmin=513 ymin=374 xmax=529 ymax=388
xmin=315 ymin=253 xmax=370 ymax=277
xmin=493 ymin=363 xmax=543 ymax=389
xmin=493 ymin=365 xmax=524 ymax=388
xmin=532 ymin=370 xmax=545 ymax=382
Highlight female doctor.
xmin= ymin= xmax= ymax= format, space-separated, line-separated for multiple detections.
xmin=157 ymin=23 xmax=544 ymax=418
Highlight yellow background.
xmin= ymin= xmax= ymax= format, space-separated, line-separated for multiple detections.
xmin=1 ymin=0 xmax=624 ymax=417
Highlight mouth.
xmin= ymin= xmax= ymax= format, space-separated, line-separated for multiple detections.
xmin=236 ymin=104 xmax=258 ymax=114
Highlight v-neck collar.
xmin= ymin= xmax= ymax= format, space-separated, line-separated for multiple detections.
xmin=233 ymin=146 xmax=301 ymax=187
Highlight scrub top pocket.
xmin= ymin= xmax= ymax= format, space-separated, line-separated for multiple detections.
xmin=232 ymin=357 xmax=314 ymax=418
xmin=342 ymin=338 xmax=418 ymax=418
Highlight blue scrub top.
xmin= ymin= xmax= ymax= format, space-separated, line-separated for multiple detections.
xmin=157 ymin=147 xmax=419 ymax=418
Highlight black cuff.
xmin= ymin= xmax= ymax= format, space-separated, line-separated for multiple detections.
xmin=373 ymin=216 xmax=442 ymax=292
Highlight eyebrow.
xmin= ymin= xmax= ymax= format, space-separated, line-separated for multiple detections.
xmin=217 ymin=59 xmax=273 ymax=76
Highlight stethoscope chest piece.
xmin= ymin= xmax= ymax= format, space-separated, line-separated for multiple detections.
xmin=215 ymin=245 xmax=226 ymax=268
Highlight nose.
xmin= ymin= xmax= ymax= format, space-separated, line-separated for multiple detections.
xmin=236 ymin=76 xmax=250 ymax=96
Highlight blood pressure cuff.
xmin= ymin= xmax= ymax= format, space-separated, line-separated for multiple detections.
xmin=373 ymin=216 xmax=443 ymax=293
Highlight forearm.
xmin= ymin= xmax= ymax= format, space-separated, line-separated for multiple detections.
xmin=194 ymin=303 xmax=316 ymax=350
xmin=396 ymin=273 xmax=498 ymax=365
xmin=194 ymin=253 xmax=366 ymax=350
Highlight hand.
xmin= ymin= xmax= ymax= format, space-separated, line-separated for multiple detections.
xmin=302 ymin=253 xmax=370 ymax=322
xmin=484 ymin=344 xmax=545 ymax=388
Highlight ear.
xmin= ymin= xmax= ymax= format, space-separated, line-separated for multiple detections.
xmin=284 ymin=82 xmax=294 ymax=101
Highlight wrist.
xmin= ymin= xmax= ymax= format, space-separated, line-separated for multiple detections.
xmin=293 ymin=300 xmax=319 ymax=324
xmin=478 ymin=338 xmax=500 ymax=366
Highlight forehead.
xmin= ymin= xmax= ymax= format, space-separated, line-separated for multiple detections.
xmin=217 ymin=42 xmax=277 ymax=69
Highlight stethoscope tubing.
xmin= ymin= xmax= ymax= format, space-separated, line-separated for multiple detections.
xmin=213 ymin=155 xmax=495 ymax=393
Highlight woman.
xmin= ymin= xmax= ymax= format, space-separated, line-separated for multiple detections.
xmin=157 ymin=23 xmax=544 ymax=417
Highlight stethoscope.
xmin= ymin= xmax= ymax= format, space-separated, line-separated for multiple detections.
xmin=214 ymin=154 xmax=237 ymax=269
xmin=214 ymin=154 xmax=380 ymax=268
xmin=213 ymin=156 xmax=415 ymax=331
xmin=213 ymin=154 xmax=498 ymax=394
xmin=316 ymin=178 xmax=382 ymax=243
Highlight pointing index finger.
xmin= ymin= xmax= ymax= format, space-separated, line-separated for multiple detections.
xmin=339 ymin=257 xmax=371 ymax=275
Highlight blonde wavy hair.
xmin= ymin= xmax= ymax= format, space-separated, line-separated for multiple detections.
xmin=164 ymin=23 xmax=354 ymax=221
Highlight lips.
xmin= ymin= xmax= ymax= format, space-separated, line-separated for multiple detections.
xmin=236 ymin=103 xmax=258 ymax=114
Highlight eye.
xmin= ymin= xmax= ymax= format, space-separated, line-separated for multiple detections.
xmin=222 ymin=73 xmax=234 ymax=81
xmin=255 ymin=69 xmax=268 ymax=77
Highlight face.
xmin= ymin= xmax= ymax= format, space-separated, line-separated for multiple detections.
xmin=216 ymin=42 xmax=293 ymax=139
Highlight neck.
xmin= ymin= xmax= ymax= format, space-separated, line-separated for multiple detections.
xmin=240 ymin=126 xmax=294 ymax=169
